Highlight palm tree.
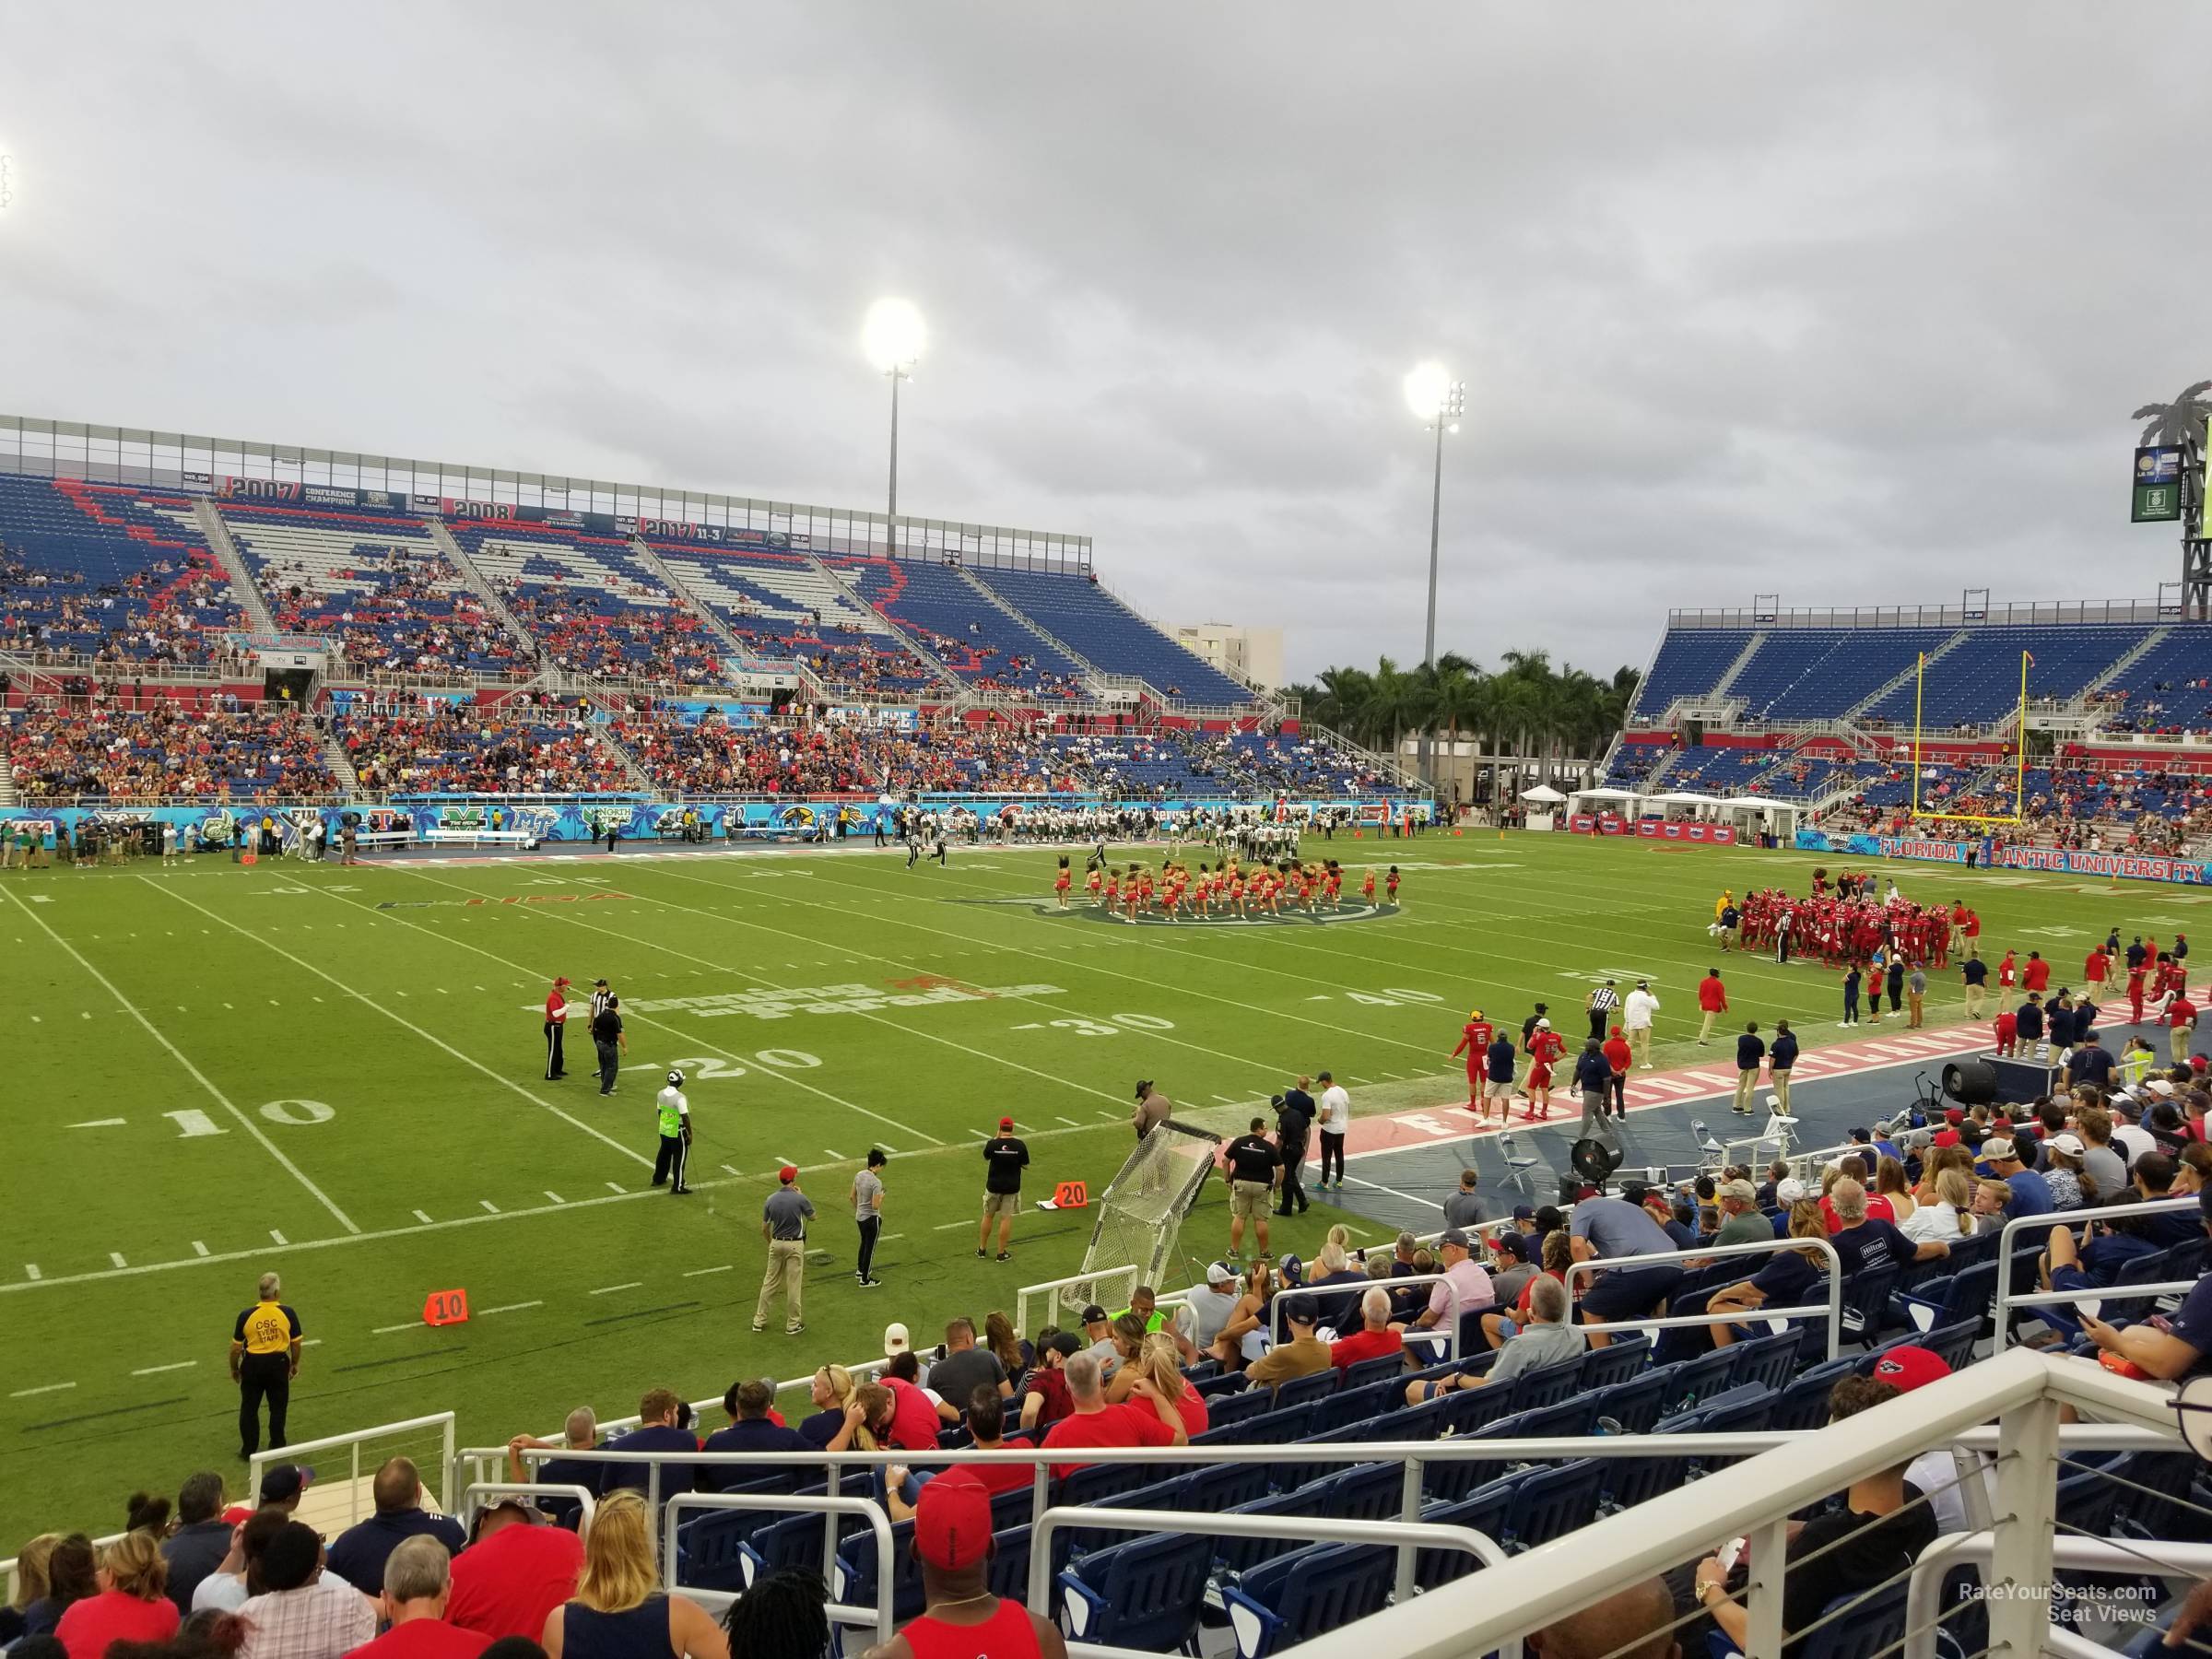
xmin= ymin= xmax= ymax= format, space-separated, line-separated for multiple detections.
xmin=2134 ymin=382 xmax=2212 ymax=447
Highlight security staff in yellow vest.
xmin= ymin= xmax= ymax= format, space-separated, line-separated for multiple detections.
xmin=230 ymin=1272 xmax=303 ymax=1459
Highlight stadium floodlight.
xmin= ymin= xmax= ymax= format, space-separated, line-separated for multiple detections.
xmin=863 ymin=298 xmax=924 ymax=537
xmin=1406 ymin=363 xmax=1465 ymax=787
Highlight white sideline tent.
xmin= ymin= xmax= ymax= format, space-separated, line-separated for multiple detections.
xmin=1518 ymin=782 xmax=1567 ymax=830
xmin=1568 ymin=785 xmax=1643 ymax=816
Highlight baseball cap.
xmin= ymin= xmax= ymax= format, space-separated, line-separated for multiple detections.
xmin=883 ymin=1323 xmax=911 ymax=1357
xmin=553 ymin=976 xmax=571 ymax=988
xmin=998 ymin=1115 xmax=1016 ymax=1131
xmin=1718 ymin=1178 xmax=1756 ymax=1203
xmin=1490 ymin=1231 xmax=1527 ymax=1259
xmin=1206 ymin=1262 xmax=1235 ymax=1287
xmin=1535 ymin=1018 xmax=1551 ymax=1030
xmin=2047 ymin=1132 xmax=2087 ymax=1158
xmin=778 ymin=1164 xmax=798 ymax=1183
xmin=1439 ymin=1227 xmax=1472 ymax=1249
xmin=1871 ymin=1346 xmax=1951 ymax=1394
xmin=913 ymin=1469 xmax=993 ymax=1570
xmin=1982 ymin=1137 xmax=2018 ymax=1163
xmin=2149 ymin=1079 xmax=2178 ymax=1097
xmin=1079 ymin=1303 xmax=1108 ymax=1324
xmin=1944 ymin=1108 xmax=1965 ymax=1126
xmin=260 ymin=1464 xmax=315 ymax=1505
xmin=1932 ymin=1128 xmax=1961 ymax=1148
xmin=1512 ymin=1204 xmax=1535 ymax=1221
xmin=1775 ymin=1177 xmax=1809 ymax=1205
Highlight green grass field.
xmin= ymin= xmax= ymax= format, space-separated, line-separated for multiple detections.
xmin=1 ymin=830 xmax=2192 ymax=1541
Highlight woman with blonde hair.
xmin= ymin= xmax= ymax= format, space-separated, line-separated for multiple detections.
xmin=3 ymin=1534 xmax=61 ymax=1643
xmin=542 ymin=1489 xmax=727 ymax=1659
xmin=55 ymin=1530 xmax=177 ymax=1659
xmin=1103 ymin=1313 xmax=1153 ymax=1402
xmin=1873 ymin=1156 xmax=1917 ymax=1229
xmin=1708 ymin=1200 xmax=1828 ymax=1349
xmin=795 ymin=1365 xmax=854 ymax=1448
xmin=18 ymin=1534 xmax=95 ymax=1643
xmin=1899 ymin=1167 xmax=1973 ymax=1245
xmin=1137 ymin=1332 xmax=1209 ymax=1437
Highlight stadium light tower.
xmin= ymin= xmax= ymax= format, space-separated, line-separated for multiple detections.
xmin=1404 ymin=362 xmax=1465 ymax=785
xmin=864 ymin=298 xmax=925 ymax=541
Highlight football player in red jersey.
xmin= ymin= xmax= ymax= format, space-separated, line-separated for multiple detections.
xmin=1524 ymin=1018 xmax=1564 ymax=1120
xmin=1451 ymin=1008 xmax=1494 ymax=1111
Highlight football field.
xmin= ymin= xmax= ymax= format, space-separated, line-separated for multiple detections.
xmin=0 ymin=829 xmax=2185 ymax=1539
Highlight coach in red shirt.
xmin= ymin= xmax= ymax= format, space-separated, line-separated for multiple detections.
xmin=1040 ymin=1351 xmax=1187 ymax=1479
xmin=1697 ymin=970 xmax=1729 ymax=1044
xmin=542 ymin=977 xmax=571 ymax=1081
xmin=2021 ymin=951 xmax=2052 ymax=995
xmin=446 ymin=1506 xmax=582 ymax=1642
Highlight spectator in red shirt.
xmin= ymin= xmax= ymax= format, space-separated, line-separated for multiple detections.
xmin=2171 ymin=992 xmax=2200 ymax=1065
xmin=445 ymin=1506 xmax=582 ymax=1643
xmin=2022 ymin=950 xmax=2052 ymax=994
xmin=1039 ymin=1351 xmax=1188 ymax=1480
xmin=1696 ymin=969 xmax=1729 ymax=1044
xmin=1018 ymin=1333 xmax=1082 ymax=1432
xmin=1329 ymin=1287 xmax=1406 ymax=1371
xmin=54 ymin=1533 xmax=178 ymax=1659
xmin=888 ymin=1387 xmax=1036 ymax=1518
xmin=352 ymin=1537 xmax=488 ymax=1659
xmin=879 ymin=1354 xmax=946 ymax=1451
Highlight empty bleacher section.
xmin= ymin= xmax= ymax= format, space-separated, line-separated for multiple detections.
xmin=861 ymin=557 xmax=1089 ymax=698
xmin=1724 ymin=626 xmax=1958 ymax=720
xmin=1626 ymin=629 xmax=1754 ymax=718
xmin=644 ymin=541 xmax=939 ymax=699
xmin=452 ymin=523 xmax=728 ymax=688
xmin=6 ymin=699 xmax=335 ymax=801
xmin=0 ymin=475 xmax=245 ymax=665
xmin=2092 ymin=623 xmax=2212 ymax=734
xmin=218 ymin=502 xmax=529 ymax=677
xmin=334 ymin=697 xmax=636 ymax=794
xmin=971 ymin=566 xmax=1253 ymax=704
xmin=1652 ymin=747 xmax=1775 ymax=792
xmin=1858 ymin=625 xmax=2150 ymax=728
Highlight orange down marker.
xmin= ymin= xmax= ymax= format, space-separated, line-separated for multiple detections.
xmin=1053 ymin=1181 xmax=1090 ymax=1209
xmin=422 ymin=1288 xmax=471 ymax=1327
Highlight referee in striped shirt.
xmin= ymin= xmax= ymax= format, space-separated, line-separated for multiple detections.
xmin=1587 ymin=980 xmax=1621 ymax=1041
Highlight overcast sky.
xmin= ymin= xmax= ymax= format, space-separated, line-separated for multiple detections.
xmin=1 ymin=6 xmax=2205 ymax=682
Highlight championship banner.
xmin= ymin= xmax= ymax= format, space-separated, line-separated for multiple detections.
xmin=218 ymin=476 xmax=300 ymax=502
xmin=2134 ymin=444 xmax=2183 ymax=523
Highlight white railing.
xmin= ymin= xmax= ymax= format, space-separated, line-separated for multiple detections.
xmin=1016 ymin=1265 xmax=1143 ymax=1338
xmin=458 ymin=1481 xmax=597 ymax=1536
xmin=249 ymin=1410 xmax=455 ymax=1533
xmin=1564 ymin=1234 xmax=1846 ymax=1360
xmin=1905 ymin=1535 xmax=2212 ymax=1659
xmin=1269 ymin=1271 xmax=1467 ymax=1360
xmin=1288 ymin=1345 xmax=2178 ymax=1659
xmin=662 ymin=1490 xmax=893 ymax=1639
xmin=1991 ymin=1194 xmax=2197 ymax=1349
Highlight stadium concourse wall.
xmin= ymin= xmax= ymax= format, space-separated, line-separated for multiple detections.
xmin=0 ymin=794 xmax=1423 ymax=852
xmin=1795 ymin=826 xmax=2212 ymax=885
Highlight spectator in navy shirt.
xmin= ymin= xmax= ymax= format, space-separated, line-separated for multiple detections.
xmin=597 ymin=1388 xmax=698 ymax=1500
xmin=700 ymin=1379 xmax=810 ymax=1490
xmin=795 ymin=1366 xmax=856 ymax=1448
xmin=324 ymin=1457 xmax=467 ymax=1593
xmin=2015 ymin=994 xmax=2046 ymax=1047
xmin=1830 ymin=1179 xmax=1947 ymax=1272
xmin=2081 ymin=1189 xmax=2212 ymax=1379
xmin=1982 ymin=1138 xmax=2053 ymax=1220
xmin=2066 ymin=1031 xmax=2115 ymax=1090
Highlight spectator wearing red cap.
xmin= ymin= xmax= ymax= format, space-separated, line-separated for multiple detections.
xmin=543 ymin=978 xmax=571 ymax=1081
xmin=1693 ymin=1369 xmax=1940 ymax=1655
xmin=978 ymin=1118 xmax=1030 ymax=1264
xmin=755 ymin=1168 xmax=814 ymax=1336
xmin=861 ymin=1471 xmax=1065 ymax=1659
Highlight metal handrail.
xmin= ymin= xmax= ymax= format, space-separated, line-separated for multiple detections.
xmin=661 ymin=1491 xmax=893 ymax=1642
xmin=1563 ymin=1233 xmax=1845 ymax=1359
xmin=249 ymin=1410 xmax=455 ymax=1531
xmin=458 ymin=1482 xmax=597 ymax=1537
xmin=1903 ymin=1534 xmax=2212 ymax=1659
xmin=1992 ymin=1194 xmax=2197 ymax=1349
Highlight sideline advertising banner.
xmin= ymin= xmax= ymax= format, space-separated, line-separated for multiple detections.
xmin=1794 ymin=826 xmax=2212 ymax=885
xmin=1634 ymin=820 xmax=1735 ymax=845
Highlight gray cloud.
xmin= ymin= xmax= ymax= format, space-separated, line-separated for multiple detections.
xmin=1 ymin=2 xmax=2206 ymax=683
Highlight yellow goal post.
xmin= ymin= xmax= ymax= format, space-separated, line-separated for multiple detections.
xmin=1909 ymin=647 xmax=2027 ymax=825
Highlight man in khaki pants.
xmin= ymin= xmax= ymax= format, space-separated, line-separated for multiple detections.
xmin=1622 ymin=981 xmax=1660 ymax=1071
xmin=754 ymin=1165 xmax=815 ymax=1336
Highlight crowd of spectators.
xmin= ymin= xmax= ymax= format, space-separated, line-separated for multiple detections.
xmin=0 ymin=547 xmax=244 ymax=668
xmin=6 ymin=698 xmax=335 ymax=803
xmin=335 ymin=699 xmax=634 ymax=795
xmin=612 ymin=715 xmax=882 ymax=795
xmin=257 ymin=548 xmax=528 ymax=681
xmin=722 ymin=625 xmax=932 ymax=701
xmin=497 ymin=584 xmax=725 ymax=688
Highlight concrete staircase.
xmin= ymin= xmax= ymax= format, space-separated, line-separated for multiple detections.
xmin=1845 ymin=629 xmax=1970 ymax=719
xmin=312 ymin=718 xmax=360 ymax=796
xmin=1707 ymin=630 xmax=1769 ymax=700
xmin=421 ymin=519 xmax=544 ymax=663
xmin=801 ymin=553 xmax=962 ymax=693
xmin=0 ymin=751 xmax=18 ymax=808
xmin=588 ymin=714 xmax=659 ymax=794
xmin=953 ymin=566 xmax=1106 ymax=682
xmin=626 ymin=538 xmax=829 ymax=702
xmin=2080 ymin=626 xmax=2170 ymax=699
xmin=191 ymin=498 xmax=277 ymax=633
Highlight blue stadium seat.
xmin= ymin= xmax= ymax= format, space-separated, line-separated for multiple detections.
xmin=1659 ymin=1348 xmax=1736 ymax=1416
xmin=1586 ymin=1371 xmax=1670 ymax=1435
xmin=1729 ymin=1327 xmax=1807 ymax=1392
xmin=1503 ymin=1458 xmax=1604 ymax=1549
xmin=1416 ymin=1480 xmax=1514 ymax=1589
xmin=1204 ymin=1385 xmax=1282 ymax=1426
xmin=1794 ymin=1580 xmax=1912 ymax=1659
xmin=1058 ymin=1529 xmax=1213 ymax=1655
xmin=1578 ymin=1334 xmax=1653 ymax=1390
xmin=1341 ymin=1353 xmax=1410 ymax=1392
xmin=1270 ymin=1368 xmax=1341 ymax=1410
xmin=1772 ymin=1359 xmax=1859 ymax=1431
xmin=1224 ymin=1543 xmax=1395 ymax=1659
xmin=1629 ymin=629 xmax=1756 ymax=719
xmin=1512 ymin=1359 xmax=1587 ymax=1410
xmin=971 ymin=564 xmax=1255 ymax=704
xmin=833 ymin=1517 xmax=926 ymax=1624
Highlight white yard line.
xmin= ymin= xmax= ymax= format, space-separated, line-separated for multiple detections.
xmin=477 ymin=1300 xmax=545 ymax=1316
xmin=9 ymin=1382 xmax=75 ymax=1397
xmin=147 ymin=878 xmax=653 ymax=1171
xmin=683 ymin=1264 xmax=735 ymax=1277
xmin=130 ymin=1360 xmax=198 ymax=1376
xmin=590 ymin=1281 xmax=643 ymax=1296
xmin=2 ymin=887 xmax=361 ymax=1236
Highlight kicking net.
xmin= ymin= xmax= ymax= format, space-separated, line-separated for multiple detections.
xmin=1077 ymin=1119 xmax=1223 ymax=1299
